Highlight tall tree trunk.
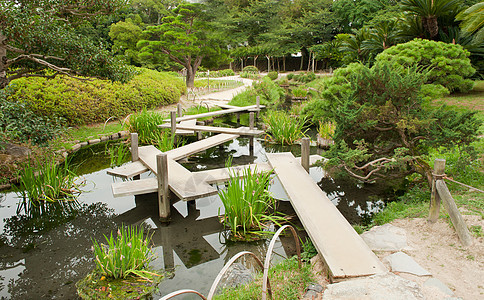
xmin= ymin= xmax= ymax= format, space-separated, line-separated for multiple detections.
xmin=186 ymin=65 xmax=196 ymax=88
xmin=240 ymin=58 xmax=244 ymax=71
xmin=0 ymin=33 xmax=8 ymax=89
xmin=283 ymin=56 xmax=286 ymax=72
xmin=266 ymin=55 xmax=270 ymax=72
xmin=254 ymin=55 xmax=258 ymax=67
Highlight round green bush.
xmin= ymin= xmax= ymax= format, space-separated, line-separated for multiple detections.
xmin=242 ymin=66 xmax=259 ymax=74
xmin=267 ymin=71 xmax=278 ymax=80
xmin=8 ymin=68 xmax=186 ymax=126
xmin=376 ymin=39 xmax=475 ymax=93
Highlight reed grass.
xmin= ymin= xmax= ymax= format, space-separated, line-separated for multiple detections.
xmin=263 ymin=110 xmax=308 ymax=145
xmin=127 ymin=109 xmax=181 ymax=151
xmin=318 ymin=121 xmax=336 ymax=139
xmin=106 ymin=143 xmax=131 ymax=167
xmin=92 ymin=225 xmax=159 ymax=280
xmin=14 ymin=159 xmax=82 ymax=204
xmin=218 ymin=166 xmax=285 ymax=240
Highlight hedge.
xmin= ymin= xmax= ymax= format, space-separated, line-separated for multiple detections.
xmin=8 ymin=68 xmax=186 ymax=126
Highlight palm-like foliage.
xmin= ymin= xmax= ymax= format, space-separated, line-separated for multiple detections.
xmin=362 ymin=20 xmax=403 ymax=56
xmin=337 ymin=27 xmax=372 ymax=63
xmin=400 ymin=0 xmax=461 ymax=38
xmin=456 ymin=2 xmax=484 ymax=44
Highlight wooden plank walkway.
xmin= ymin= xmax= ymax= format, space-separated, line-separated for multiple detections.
xmin=107 ymin=161 xmax=149 ymax=179
xmin=192 ymin=163 xmax=272 ymax=184
xmin=162 ymin=105 xmax=261 ymax=122
xmin=166 ymin=133 xmax=238 ymax=160
xmin=159 ymin=123 xmax=264 ymax=136
xmin=138 ymin=146 xmax=217 ymax=201
xmin=266 ymin=152 xmax=386 ymax=281
xmin=175 ymin=119 xmax=197 ymax=136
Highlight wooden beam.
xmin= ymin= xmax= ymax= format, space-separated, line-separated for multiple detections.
xmin=157 ymin=153 xmax=170 ymax=219
xmin=163 ymin=105 xmax=262 ymax=122
xmin=436 ymin=180 xmax=473 ymax=247
xmin=158 ymin=123 xmax=264 ymax=136
xmin=107 ymin=161 xmax=149 ymax=179
xmin=301 ymin=137 xmax=310 ymax=173
xmin=130 ymin=133 xmax=138 ymax=162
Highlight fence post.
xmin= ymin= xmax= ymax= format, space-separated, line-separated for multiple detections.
xmin=428 ymin=159 xmax=445 ymax=223
xmin=177 ymin=103 xmax=183 ymax=117
xmin=157 ymin=153 xmax=170 ymax=220
xmin=301 ymin=137 xmax=310 ymax=173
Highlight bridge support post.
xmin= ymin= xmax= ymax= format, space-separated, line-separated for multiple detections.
xmin=301 ymin=137 xmax=310 ymax=173
xmin=157 ymin=153 xmax=171 ymax=221
xmin=130 ymin=133 xmax=140 ymax=180
xmin=256 ymin=96 xmax=260 ymax=119
xmin=170 ymin=110 xmax=177 ymax=146
xmin=177 ymin=103 xmax=183 ymax=117
xmin=249 ymin=112 xmax=255 ymax=155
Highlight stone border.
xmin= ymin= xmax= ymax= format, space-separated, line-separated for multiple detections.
xmin=0 ymin=130 xmax=130 ymax=192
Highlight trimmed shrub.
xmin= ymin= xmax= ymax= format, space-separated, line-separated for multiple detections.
xmin=242 ymin=66 xmax=259 ymax=73
xmin=376 ymin=39 xmax=475 ymax=93
xmin=218 ymin=69 xmax=235 ymax=76
xmin=267 ymin=71 xmax=278 ymax=80
xmin=229 ymin=77 xmax=284 ymax=107
xmin=8 ymin=68 xmax=186 ymax=126
xmin=0 ymin=88 xmax=63 ymax=145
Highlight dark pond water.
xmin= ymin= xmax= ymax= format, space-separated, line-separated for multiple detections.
xmin=0 ymin=135 xmax=388 ymax=299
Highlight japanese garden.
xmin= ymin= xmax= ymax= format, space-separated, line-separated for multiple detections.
xmin=0 ymin=0 xmax=483 ymax=299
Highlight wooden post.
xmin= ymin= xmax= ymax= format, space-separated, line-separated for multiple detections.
xmin=256 ymin=96 xmax=260 ymax=118
xmin=130 ymin=133 xmax=138 ymax=162
xmin=170 ymin=110 xmax=177 ymax=146
xmin=428 ymin=159 xmax=445 ymax=223
xmin=436 ymin=180 xmax=472 ymax=247
xmin=236 ymin=113 xmax=241 ymax=125
xmin=177 ymin=103 xmax=183 ymax=117
xmin=157 ymin=153 xmax=170 ymax=220
xmin=301 ymin=137 xmax=310 ymax=173
xmin=196 ymin=121 xmax=204 ymax=140
xmin=249 ymin=112 xmax=255 ymax=153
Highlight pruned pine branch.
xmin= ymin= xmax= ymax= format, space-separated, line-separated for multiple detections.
xmin=342 ymin=157 xmax=394 ymax=182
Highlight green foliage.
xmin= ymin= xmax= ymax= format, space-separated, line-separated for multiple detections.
xmin=213 ymin=256 xmax=314 ymax=300
xmin=287 ymin=72 xmax=317 ymax=83
xmin=291 ymin=87 xmax=308 ymax=98
xmin=456 ymin=2 xmax=484 ymax=45
xmin=0 ymin=0 xmax=132 ymax=89
xmin=267 ymin=71 xmax=279 ymax=80
xmin=9 ymin=69 xmax=185 ymax=126
xmin=106 ymin=143 xmax=131 ymax=168
xmin=229 ymin=77 xmax=284 ymax=107
xmin=263 ymin=111 xmax=308 ymax=145
xmin=239 ymin=72 xmax=260 ymax=80
xmin=376 ymin=39 xmax=476 ymax=93
xmin=218 ymin=166 xmax=283 ymax=241
xmin=242 ymin=66 xmax=259 ymax=73
xmin=301 ymin=238 xmax=318 ymax=262
xmin=92 ymin=225 xmax=159 ymax=280
xmin=127 ymin=109 xmax=179 ymax=152
xmin=0 ymin=88 xmax=63 ymax=145
xmin=316 ymin=61 xmax=481 ymax=184
xmin=318 ymin=121 xmax=336 ymax=140
xmin=13 ymin=159 xmax=82 ymax=203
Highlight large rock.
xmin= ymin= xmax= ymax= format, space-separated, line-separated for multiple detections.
xmin=384 ymin=252 xmax=431 ymax=276
xmin=323 ymin=273 xmax=424 ymax=299
xmin=361 ymin=223 xmax=410 ymax=251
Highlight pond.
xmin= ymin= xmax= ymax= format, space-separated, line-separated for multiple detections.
xmin=0 ymin=135 xmax=388 ymax=299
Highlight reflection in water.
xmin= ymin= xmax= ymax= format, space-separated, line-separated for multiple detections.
xmin=0 ymin=201 xmax=118 ymax=299
xmin=0 ymin=137 xmax=390 ymax=298
xmin=317 ymin=176 xmax=387 ymax=224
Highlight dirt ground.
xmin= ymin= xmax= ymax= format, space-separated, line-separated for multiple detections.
xmin=310 ymin=215 xmax=484 ymax=299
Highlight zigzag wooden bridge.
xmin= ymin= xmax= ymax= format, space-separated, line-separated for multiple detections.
xmin=107 ymin=106 xmax=386 ymax=282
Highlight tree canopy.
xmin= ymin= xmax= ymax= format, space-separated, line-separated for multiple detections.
xmin=0 ymin=0 xmax=132 ymax=89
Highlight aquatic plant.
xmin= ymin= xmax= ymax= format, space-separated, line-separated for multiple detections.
xmin=92 ymin=225 xmax=159 ymax=280
xmin=263 ymin=110 xmax=308 ymax=145
xmin=14 ymin=159 xmax=82 ymax=203
xmin=127 ymin=109 xmax=181 ymax=151
xmin=218 ymin=167 xmax=285 ymax=240
xmin=291 ymin=87 xmax=308 ymax=98
xmin=106 ymin=143 xmax=130 ymax=167
xmin=318 ymin=121 xmax=336 ymax=140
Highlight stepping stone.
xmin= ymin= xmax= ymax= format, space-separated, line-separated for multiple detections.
xmin=361 ymin=223 xmax=410 ymax=251
xmin=384 ymin=252 xmax=431 ymax=276
xmin=322 ymin=273 xmax=424 ymax=299
xmin=424 ymin=278 xmax=454 ymax=296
